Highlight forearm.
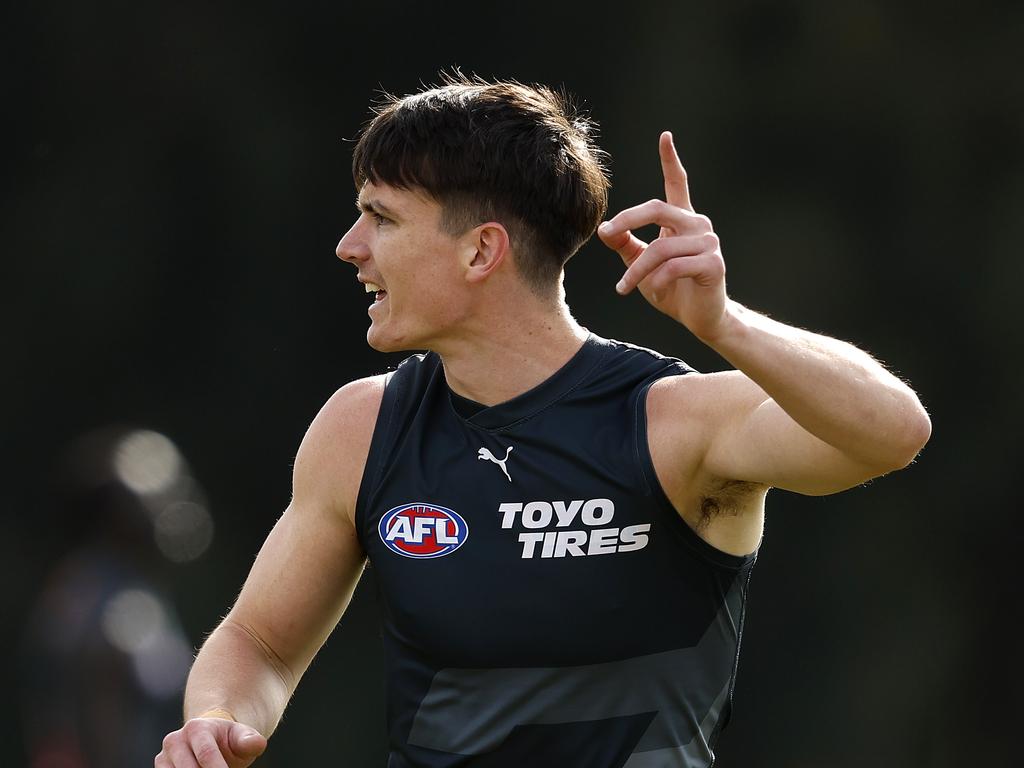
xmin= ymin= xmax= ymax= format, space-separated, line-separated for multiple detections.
xmin=184 ymin=617 xmax=296 ymax=736
xmin=704 ymin=300 xmax=931 ymax=469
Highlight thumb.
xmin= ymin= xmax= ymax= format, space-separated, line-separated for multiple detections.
xmin=597 ymin=222 xmax=646 ymax=266
xmin=228 ymin=723 xmax=267 ymax=760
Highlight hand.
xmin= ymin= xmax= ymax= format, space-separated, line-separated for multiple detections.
xmin=155 ymin=716 xmax=267 ymax=768
xmin=598 ymin=131 xmax=729 ymax=342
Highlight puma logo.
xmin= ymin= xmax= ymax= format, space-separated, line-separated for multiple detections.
xmin=477 ymin=446 xmax=513 ymax=482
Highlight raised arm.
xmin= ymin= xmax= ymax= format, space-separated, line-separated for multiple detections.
xmin=598 ymin=133 xmax=930 ymax=551
xmin=155 ymin=376 xmax=385 ymax=768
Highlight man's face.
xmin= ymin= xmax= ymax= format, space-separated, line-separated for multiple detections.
xmin=336 ymin=181 xmax=471 ymax=352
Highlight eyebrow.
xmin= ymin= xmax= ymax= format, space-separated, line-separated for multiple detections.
xmin=356 ymin=197 xmax=400 ymax=220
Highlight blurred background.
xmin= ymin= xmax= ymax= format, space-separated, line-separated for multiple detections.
xmin=3 ymin=0 xmax=1021 ymax=765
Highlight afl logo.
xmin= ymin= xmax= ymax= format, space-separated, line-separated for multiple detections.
xmin=378 ymin=503 xmax=469 ymax=559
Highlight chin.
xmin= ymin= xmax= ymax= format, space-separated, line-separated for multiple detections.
xmin=367 ymin=337 xmax=399 ymax=353
xmin=366 ymin=324 xmax=414 ymax=353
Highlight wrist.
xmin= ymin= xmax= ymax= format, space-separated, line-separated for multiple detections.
xmin=695 ymin=299 xmax=750 ymax=349
xmin=196 ymin=707 xmax=236 ymax=721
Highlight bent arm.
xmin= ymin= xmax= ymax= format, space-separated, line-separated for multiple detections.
xmin=181 ymin=376 xmax=385 ymax=736
xmin=699 ymin=303 xmax=931 ymax=494
xmin=602 ymin=133 xmax=930 ymax=498
xmin=182 ymin=501 xmax=366 ymax=735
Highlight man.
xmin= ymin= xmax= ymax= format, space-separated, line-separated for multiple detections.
xmin=156 ymin=75 xmax=930 ymax=767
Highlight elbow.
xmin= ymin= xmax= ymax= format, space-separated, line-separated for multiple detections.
xmin=882 ymin=401 xmax=933 ymax=472
xmin=910 ymin=405 xmax=933 ymax=454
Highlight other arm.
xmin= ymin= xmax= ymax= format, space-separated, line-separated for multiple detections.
xmin=156 ymin=376 xmax=385 ymax=767
xmin=598 ymin=134 xmax=930 ymax=548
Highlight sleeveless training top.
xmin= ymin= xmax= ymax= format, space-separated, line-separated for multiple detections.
xmin=355 ymin=334 xmax=756 ymax=768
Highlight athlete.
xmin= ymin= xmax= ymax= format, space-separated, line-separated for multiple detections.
xmin=155 ymin=75 xmax=931 ymax=767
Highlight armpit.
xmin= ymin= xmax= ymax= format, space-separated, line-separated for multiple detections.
xmin=695 ymin=479 xmax=765 ymax=532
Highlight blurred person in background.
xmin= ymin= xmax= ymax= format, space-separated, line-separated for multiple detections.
xmin=22 ymin=427 xmax=210 ymax=768
xmin=157 ymin=73 xmax=930 ymax=768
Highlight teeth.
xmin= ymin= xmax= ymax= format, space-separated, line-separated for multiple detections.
xmin=364 ymin=282 xmax=382 ymax=293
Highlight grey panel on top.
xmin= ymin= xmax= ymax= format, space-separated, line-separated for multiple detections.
xmin=407 ymin=580 xmax=742 ymax=765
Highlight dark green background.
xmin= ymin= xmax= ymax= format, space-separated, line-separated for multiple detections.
xmin=4 ymin=0 xmax=1021 ymax=765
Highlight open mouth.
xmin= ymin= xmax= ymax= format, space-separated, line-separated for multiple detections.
xmin=364 ymin=282 xmax=388 ymax=302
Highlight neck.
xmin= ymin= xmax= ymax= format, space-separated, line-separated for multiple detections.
xmin=432 ymin=296 xmax=588 ymax=406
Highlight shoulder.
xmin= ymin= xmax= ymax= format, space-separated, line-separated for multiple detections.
xmin=302 ymin=375 xmax=388 ymax=453
xmin=292 ymin=375 xmax=388 ymax=524
xmin=648 ymin=369 xmax=768 ymax=431
xmin=314 ymin=374 xmax=389 ymax=429
xmin=646 ymin=369 xmax=773 ymax=478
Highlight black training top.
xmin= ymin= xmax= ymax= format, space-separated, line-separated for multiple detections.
xmin=355 ymin=334 xmax=756 ymax=768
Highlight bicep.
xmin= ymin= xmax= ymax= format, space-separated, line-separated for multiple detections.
xmin=696 ymin=372 xmax=881 ymax=495
xmin=224 ymin=376 xmax=384 ymax=685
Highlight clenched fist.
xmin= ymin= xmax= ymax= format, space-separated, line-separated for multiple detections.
xmin=155 ymin=715 xmax=267 ymax=768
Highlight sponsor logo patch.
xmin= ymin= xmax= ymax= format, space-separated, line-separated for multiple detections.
xmin=498 ymin=499 xmax=651 ymax=558
xmin=378 ymin=503 xmax=469 ymax=559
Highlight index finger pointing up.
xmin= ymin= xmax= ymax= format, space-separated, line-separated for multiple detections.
xmin=660 ymin=131 xmax=693 ymax=211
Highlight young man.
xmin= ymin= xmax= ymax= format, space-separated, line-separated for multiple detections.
xmin=156 ymin=76 xmax=930 ymax=767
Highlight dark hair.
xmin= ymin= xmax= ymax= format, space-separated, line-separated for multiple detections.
xmin=352 ymin=72 xmax=610 ymax=295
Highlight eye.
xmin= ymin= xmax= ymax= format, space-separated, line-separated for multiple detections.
xmin=355 ymin=200 xmax=390 ymax=226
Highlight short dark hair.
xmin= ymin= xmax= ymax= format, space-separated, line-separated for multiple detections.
xmin=352 ymin=72 xmax=610 ymax=294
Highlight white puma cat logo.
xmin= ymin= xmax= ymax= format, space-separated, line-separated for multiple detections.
xmin=477 ymin=445 xmax=513 ymax=482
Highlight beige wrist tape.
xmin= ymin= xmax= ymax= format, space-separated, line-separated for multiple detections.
xmin=197 ymin=707 xmax=236 ymax=721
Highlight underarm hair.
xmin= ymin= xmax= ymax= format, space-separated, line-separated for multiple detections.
xmin=696 ymin=479 xmax=764 ymax=531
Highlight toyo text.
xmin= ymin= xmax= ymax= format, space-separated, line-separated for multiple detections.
xmin=499 ymin=499 xmax=650 ymax=559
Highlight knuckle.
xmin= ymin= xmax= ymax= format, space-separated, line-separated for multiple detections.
xmin=693 ymin=213 xmax=713 ymax=230
xmin=666 ymin=259 xmax=691 ymax=279
xmin=702 ymin=232 xmax=720 ymax=251
xmin=195 ymin=742 xmax=223 ymax=764
xmin=183 ymin=718 xmax=214 ymax=741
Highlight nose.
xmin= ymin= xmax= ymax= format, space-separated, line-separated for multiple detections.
xmin=336 ymin=217 xmax=370 ymax=264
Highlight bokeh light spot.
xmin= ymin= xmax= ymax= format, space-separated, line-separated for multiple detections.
xmin=100 ymin=588 xmax=165 ymax=653
xmin=154 ymin=501 xmax=215 ymax=562
xmin=113 ymin=430 xmax=182 ymax=495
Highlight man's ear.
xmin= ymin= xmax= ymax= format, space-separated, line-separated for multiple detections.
xmin=463 ymin=222 xmax=509 ymax=284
